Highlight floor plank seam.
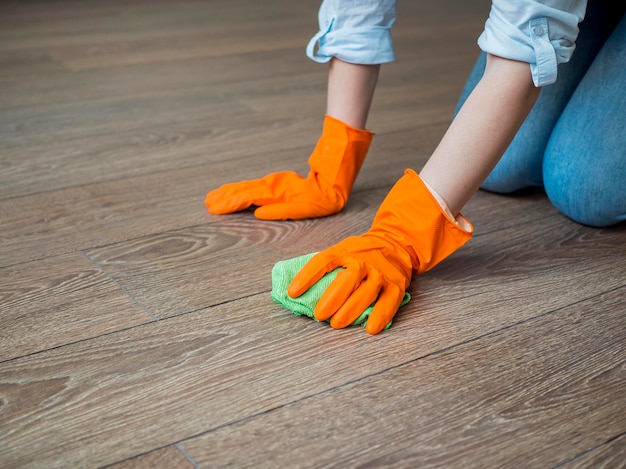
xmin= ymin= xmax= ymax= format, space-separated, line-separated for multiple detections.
xmin=97 ymin=442 xmax=201 ymax=469
xmin=550 ymin=430 xmax=626 ymax=469
xmin=164 ymin=290 xmax=274 ymax=320
xmin=0 ymin=317 xmax=155 ymax=365
xmin=0 ymin=290 xmax=273 ymax=365
xmin=425 ymin=284 xmax=626 ymax=357
xmin=81 ymin=249 xmax=159 ymax=320
xmin=174 ymin=443 xmax=202 ymax=469
xmin=3 ymin=273 xmax=619 ymax=369
xmin=168 ymin=286 xmax=626 ymax=449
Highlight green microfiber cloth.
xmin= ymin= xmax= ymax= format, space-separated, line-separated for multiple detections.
xmin=271 ymin=253 xmax=410 ymax=329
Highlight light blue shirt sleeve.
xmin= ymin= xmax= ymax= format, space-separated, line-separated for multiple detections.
xmin=306 ymin=0 xmax=397 ymax=65
xmin=478 ymin=0 xmax=587 ymax=87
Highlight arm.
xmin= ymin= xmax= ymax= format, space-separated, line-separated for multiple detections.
xmin=206 ymin=0 xmax=393 ymax=221
xmin=288 ymin=55 xmax=542 ymax=334
xmin=420 ymin=54 xmax=541 ymax=216
xmin=205 ymin=57 xmax=381 ymax=220
xmin=326 ymin=58 xmax=380 ymax=129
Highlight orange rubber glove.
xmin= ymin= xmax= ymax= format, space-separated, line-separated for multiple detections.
xmin=287 ymin=169 xmax=474 ymax=334
xmin=205 ymin=115 xmax=373 ymax=220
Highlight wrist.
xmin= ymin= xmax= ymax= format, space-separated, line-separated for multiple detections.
xmin=421 ymin=178 xmax=473 ymax=231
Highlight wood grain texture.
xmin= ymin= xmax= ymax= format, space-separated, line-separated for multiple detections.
xmin=1 ymin=219 xmax=622 ymax=468
xmin=85 ymin=225 xmax=286 ymax=319
xmin=0 ymin=147 xmax=300 ymax=266
xmin=0 ymin=1 xmax=320 ymax=57
xmin=0 ymin=104 xmax=316 ymax=199
xmin=106 ymin=446 xmax=196 ymax=469
xmin=1 ymin=153 xmax=309 ymax=268
xmin=0 ymin=84 xmax=465 ymax=200
xmin=1 ymin=0 xmax=624 ymax=467
xmin=0 ymin=0 xmax=485 ymax=200
xmin=0 ymin=253 xmax=152 ymax=362
xmin=179 ymin=290 xmax=626 ymax=468
xmin=559 ymin=434 xmax=626 ymax=469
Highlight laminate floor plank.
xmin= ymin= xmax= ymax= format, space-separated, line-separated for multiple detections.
xmin=179 ymin=289 xmax=626 ymax=468
xmin=0 ymin=87 xmax=253 ymax=150
xmin=0 ymin=50 xmax=314 ymax=111
xmin=0 ymin=32 xmax=477 ymax=111
xmin=45 ymin=18 xmax=318 ymax=72
xmin=0 ymin=0 xmax=485 ymax=200
xmin=0 ymin=97 xmax=459 ymax=200
xmin=0 ymin=253 xmax=153 ymax=362
xmin=106 ymin=445 xmax=196 ymax=469
xmin=1 ymin=293 xmax=396 ymax=469
xmin=0 ymin=50 xmax=67 ymax=77
xmin=0 ymin=1 xmax=319 ymax=56
xmin=0 ymin=146 xmax=308 ymax=267
xmin=0 ymin=63 xmax=471 ymax=198
xmin=1 ymin=241 xmax=621 ymax=468
xmin=559 ymin=434 xmax=626 ymax=469
xmin=0 ymin=112 xmax=313 ymax=199
xmin=84 ymin=225 xmax=286 ymax=320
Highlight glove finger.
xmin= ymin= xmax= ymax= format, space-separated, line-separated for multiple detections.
xmin=206 ymin=176 xmax=287 ymax=214
xmin=205 ymin=180 xmax=262 ymax=214
xmin=254 ymin=202 xmax=331 ymax=221
xmin=329 ymin=268 xmax=383 ymax=329
xmin=288 ymin=251 xmax=341 ymax=298
xmin=314 ymin=261 xmax=367 ymax=322
xmin=365 ymin=283 xmax=405 ymax=335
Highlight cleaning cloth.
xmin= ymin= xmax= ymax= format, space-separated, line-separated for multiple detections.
xmin=271 ymin=253 xmax=411 ymax=329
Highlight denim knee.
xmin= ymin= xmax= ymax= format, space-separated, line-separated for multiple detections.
xmin=543 ymin=14 xmax=626 ymax=228
xmin=544 ymin=164 xmax=626 ymax=227
xmin=306 ymin=0 xmax=397 ymax=65
xmin=543 ymin=121 xmax=626 ymax=227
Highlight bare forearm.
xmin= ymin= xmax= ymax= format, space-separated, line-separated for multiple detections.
xmin=420 ymin=54 xmax=541 ymax=215
xmin=327 ymin=58 xmax=380 ymax=129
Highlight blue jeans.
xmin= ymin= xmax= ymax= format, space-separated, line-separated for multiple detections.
xmin=457 ymin=3 xmax=626 ymax=227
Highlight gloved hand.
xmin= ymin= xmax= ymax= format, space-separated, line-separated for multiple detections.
xmin=287 ymin=169 xmax=474 ymax=334
xmin=205 ymin=115 xmax=373 ymax=220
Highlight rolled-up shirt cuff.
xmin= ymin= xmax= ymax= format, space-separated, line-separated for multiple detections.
xmin=306 ymin=0 xmax=397 ymax=65
xmin=477 ymin=0 xmax=586 ymax=87
xmin=306 ymin=25 xmax=395 ymax=64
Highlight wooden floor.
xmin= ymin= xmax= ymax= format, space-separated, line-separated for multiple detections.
xmin=1 ymin=0 xmax=625 ymax=467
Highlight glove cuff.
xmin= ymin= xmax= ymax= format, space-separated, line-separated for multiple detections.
xmin=307 ymin=114 xmax=374 ymax=204
xmin=371 ymin=169 xmax=474 ymax=275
